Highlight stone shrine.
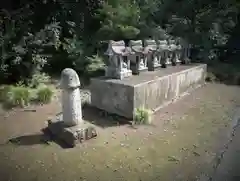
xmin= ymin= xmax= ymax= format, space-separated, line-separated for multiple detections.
xmin=144 ymin=40 xmax=158 ymax=71
xmin=105 ymin=40 xmax=132 ymax=80
xmin=129 ymin=40 xmax=148 ymax=74
xmin=175 ymin=38 xmax=183 ymax=64
xmin=180 ymin=39 xmax=191 ymax=64
xmin=157 ymin=40 xmax=169 ymax=68
xmin=47 ymin=68 xmax=97 ymax=147
xmin=168 ymin=39 xmax=178 ymax=66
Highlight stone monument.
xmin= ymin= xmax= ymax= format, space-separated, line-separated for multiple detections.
xmin=47 ymin=68 xmax=97 ymax=147
xmin=168 ymin=39 xmax=178 ymax=66
xmin=129 ymin=40 xmax=148 ymax=74
xmin=144 ymin=40 xmax=158 ymax=71
xmin=60 ymin=68 xmax=82 ymax=127
xmin=105 ymin=40 xmax=133 ymax=80
xmin=157 ymin=40 xmax=169 ymax=68
xmin=180 ymin=39 xmax=191 ymax=64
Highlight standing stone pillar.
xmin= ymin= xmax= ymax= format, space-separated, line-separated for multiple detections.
xmin=60 ymin=68 xmax=82 ymax=127
xmin=47 ymin=68 xmax=97 ymax=147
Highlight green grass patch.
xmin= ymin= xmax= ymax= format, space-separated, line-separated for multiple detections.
xmin=36 ymin=86 xmax=54 ymax=104
xmin=133 ymin=107 xmax=152 ymax=125
xmin=0 ymin=83 xmax=55 ymax=108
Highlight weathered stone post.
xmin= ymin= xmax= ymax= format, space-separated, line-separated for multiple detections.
xmin=47 ymin=68 xmax=97 ymax=147
xmin=60 ymin=68 xmax=82 ymax=127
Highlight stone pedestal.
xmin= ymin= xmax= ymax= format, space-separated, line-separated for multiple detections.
xmin=47 ymin=117 xmax=97 ymax=147
xmin=105 ymin=67 xmax=132 ymax=80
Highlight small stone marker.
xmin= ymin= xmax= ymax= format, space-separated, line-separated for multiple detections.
xmin=47 ymin=68 xmax=97 ymax=147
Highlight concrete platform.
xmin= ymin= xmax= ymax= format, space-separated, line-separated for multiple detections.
xmin=90 ymin=64 xmax=207 ymax=119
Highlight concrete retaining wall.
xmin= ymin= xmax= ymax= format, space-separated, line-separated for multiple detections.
xmin=90 ymin=64 xmax=207 ymax=119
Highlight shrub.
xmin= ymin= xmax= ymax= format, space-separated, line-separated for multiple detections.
xmin=6 ymin=86 xmax=31 ymax=107
xmin=28 ymin=72 xmax=51 ymax=88
xmin=36 ymin=87 xmax=54 ymax=104
xmin=0 ymin=85 xmax=13 ymax=102
xmin=133 ymin=107 xmax=152 ymax=125
xmin=206 ymin=72 xmax=217 ymax=82
xmin=85 ymin=54 xmax=105 ymax=73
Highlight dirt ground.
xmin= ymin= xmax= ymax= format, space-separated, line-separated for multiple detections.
xmin=212 ymin=125 xmax=240 ymax=181
xmin=0 ymin=83 xmax=240 ymax=181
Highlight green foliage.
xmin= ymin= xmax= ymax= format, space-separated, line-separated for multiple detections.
xmin=36 ymin=87 xmax=54 ymax=104
xmin=97 ymin=0 xmax=141 ymax=40
xmin=133 ymin=107 xmax=152 ymax=125
xmin=0 ymin=7 xmax=61 ymax=83
xmin=86 ymin=54 xmax=105 ymax=73
xmin=28 ymin=72 xmax=51 ymax=88
xmin=5 ymin=86 xmax=31 ymax=107
xmin=0 ymin=0 xmax=239 ymax=84
xmin=0 ymin=85 xmax=13 ymax=102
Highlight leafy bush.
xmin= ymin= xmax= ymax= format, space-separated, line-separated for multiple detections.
xmin=133 ymin=107 xmax=152 ymax=125
xmin=28 ymin=72 xmax=51 ymax=88
xmin=36 ymin=87 xmax=54 ymax=104
xmin=0 ymin=85 xmax=13 ymax=102
xmin=206 ymin=72 xmax=217 ymax=82
xmin=6 ymin=86 xmax=31 ymax=107
xmin=86 ymin=54 xmax=105 ymax=73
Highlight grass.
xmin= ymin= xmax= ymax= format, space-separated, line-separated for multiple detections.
xmin=36 ymin=86 xmax=54 ymax=104
xmin=0 ymin=83 xmax=55 ymax=108
xmin=133 ymin=107 xmax=152 ymax=125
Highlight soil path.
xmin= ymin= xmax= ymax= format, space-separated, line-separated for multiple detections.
xmin=0 ymin=83 xmax=240 ymax=181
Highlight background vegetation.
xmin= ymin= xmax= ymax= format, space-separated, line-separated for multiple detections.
xmin=0 ymin=0 xmax=240 ymax=86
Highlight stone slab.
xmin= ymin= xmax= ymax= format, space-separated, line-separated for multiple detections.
xmin=90 ymin=63 xmax=207 ymax=119
xmin=47 ymin=115 xmax=97 ymax=147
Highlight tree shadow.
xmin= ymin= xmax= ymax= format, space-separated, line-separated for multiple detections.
xmin=206 ymin=62 xmax=240 ymax=86
xmin=82 ymin=103 xmax=132 ymax=128
xmin=7 ymin=128 xmax=73 ymax=149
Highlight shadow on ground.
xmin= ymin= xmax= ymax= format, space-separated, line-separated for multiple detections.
xmin=81 ymin=103 xmax=132 ymax=128
xmin=206 ymin=62 xmax=240 ymax=86
xmin=5 ymin=104 xmax=133 ymax=149
xmin=6 ymin=128 xmax=72 ymax=149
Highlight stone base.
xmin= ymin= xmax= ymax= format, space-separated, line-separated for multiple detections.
xmin=105 ymin=67 xmax=132 ymax=80
xmin=148 ymin=64 xmax=162 ymax=71
xmin=119 ymin=70 xmax=132 ymax=80
xmin=131 ymin=65 xmax=148 ymax=75
xmin=90 ymin=63 xmax=207 ymax=119
xmin=47 ymin=118 xmax=97 ymax=147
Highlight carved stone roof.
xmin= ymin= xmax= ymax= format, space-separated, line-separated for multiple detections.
xmin=129 ymin=40 xmax=144 ymax=53
xmin=157 ymin=40 xmax=169 ymax=51
xmin=144 ymin=40 xmax=157 ymax=51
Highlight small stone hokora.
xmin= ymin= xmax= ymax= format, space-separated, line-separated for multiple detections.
xmin=105 ymin=40 xmax=133 ymax=79
xmin=157 ymin=40 xmax=169 ymax=67
xmin=168 ymin=39 xmax=178 ymax=65
xmin=179 ymin=39 xmax=191 ymax=64
xmin=144 ymin=40 xmax=158 ymax=71
xmin=174 ymin=37 xmax=183 ymax=64
xmin=129 ymin=40 xmax=148 ymax=72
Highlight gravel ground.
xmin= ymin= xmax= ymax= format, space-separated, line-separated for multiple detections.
xmin=0 ymin=83 xmax=240 ymax=181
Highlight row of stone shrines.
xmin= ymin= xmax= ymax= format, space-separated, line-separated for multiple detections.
xmin=105 ymin=39 xmax=191 ymax=80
